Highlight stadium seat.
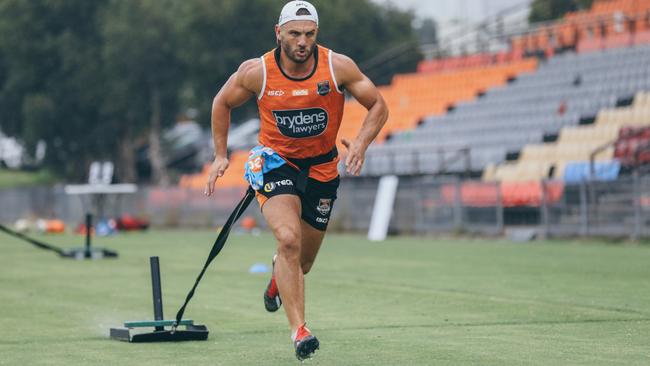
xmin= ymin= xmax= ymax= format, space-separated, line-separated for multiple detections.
xmin=562 ymin=160 xmax=621 ymax=183
xmin=500 ymin=181 xmax=564 ymax=207
xmin=614 ymin=124 xmax=650 ymax=165
xmin=439 ymin=181 xmax=500 ymax=207
xmin=179 ymin=150 xmax=249 ymax=189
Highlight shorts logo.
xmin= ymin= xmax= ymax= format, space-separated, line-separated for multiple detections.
xmin=272 ymin=108 xmax=329 ymax=138
xmin=316 ymin=217 xmax=329 ymax=224
xmin=263 ymin=182 xmax=276 ymax=192
xmin=248 ymin=156 xmax=263 ymax=173
xmin=267 ymin=90 xmax=285 ymax=97
xmin=316 ymin=198 xmax=332 ymax=216
xmin=317 ymin=80 xmax=330 ymax=96
xmin=292 ymin=89 xmax=309 ymax=96
xmin=264 ymin=179 xmax=293 ymax=193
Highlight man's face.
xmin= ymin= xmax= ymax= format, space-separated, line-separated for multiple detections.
xmin=276 ymin=20 xmax=318 ymax=64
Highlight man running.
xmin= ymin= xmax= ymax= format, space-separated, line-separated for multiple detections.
xmin=204 ymin=0 xmax=388 ymax=360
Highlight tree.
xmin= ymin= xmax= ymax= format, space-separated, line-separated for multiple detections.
xmin=529 ymin=0 xmax=595 ymax=23
xmin=101 ymin=0 xmax=186 ymax=185
xmin=174 ymin=0 xmax=280 ymax=128
xmin=0 ymin=0 xmax=108 ymax=179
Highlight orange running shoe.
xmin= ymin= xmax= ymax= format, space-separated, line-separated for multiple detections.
xmin=263 ymin=254 xmax=282 ymax=312
xmin=293 ymin=323 xmax=319 ymax=361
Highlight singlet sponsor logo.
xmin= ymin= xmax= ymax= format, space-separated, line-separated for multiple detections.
xmin=267 ymin=90 xmax=285 ymax=97
xmin=272 ymin=108 xmax=329 ymax=138
xmin=292 ymin=89 xmax=309 ymax=96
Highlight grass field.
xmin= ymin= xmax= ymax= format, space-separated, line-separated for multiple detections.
xmin=0 ymin=169 xmax=55 ymax=189
xmin=1 ymin=230 xmax=650 ymax=365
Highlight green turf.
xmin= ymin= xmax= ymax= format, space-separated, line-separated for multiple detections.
xmin=1 ymin=230 xmax=649 ymax=365
xmin=0 ymin=169 xmax=55 ymax=188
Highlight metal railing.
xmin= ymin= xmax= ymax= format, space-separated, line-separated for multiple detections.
xmin=332 ymin=174 xmax=650 ymax=239
xmin=1 ymin=174 xmax=649 ymax=240
xmin=360 ymin=147 xmax=473 ymax=177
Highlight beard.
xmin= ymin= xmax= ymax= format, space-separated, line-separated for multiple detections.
xmin=280 ymin=40 xmax=314 ymax=64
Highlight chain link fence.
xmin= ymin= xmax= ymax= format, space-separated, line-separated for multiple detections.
xmin=331 ymin=176 xmax=503 ymax=235
xmin=1 ymin=175 xmax=649 ymax=239
xmin=542 ymin=174 xmax=650 ymax=239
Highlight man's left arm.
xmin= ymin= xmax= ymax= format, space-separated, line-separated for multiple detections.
xmin=334 ymin=53 xmax=389 ymax=176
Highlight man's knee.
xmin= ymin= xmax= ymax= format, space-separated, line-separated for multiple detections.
xmin=275 ymin=226 xmax=301 ymax=259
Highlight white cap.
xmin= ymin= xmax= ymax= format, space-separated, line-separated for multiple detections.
xmin=278 ymin=1 xmax=319 ymax=27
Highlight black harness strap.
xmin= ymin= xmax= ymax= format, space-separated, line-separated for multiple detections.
xmin=286 ymin=147 xmax=338 ymax=193
xmin=173 ymin=187 xmax=256 ymax=328
xmin=0 ymin=223 xmax=67 ymax=256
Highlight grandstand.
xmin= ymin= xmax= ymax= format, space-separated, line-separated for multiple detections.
xmin=487 ymin=89 xmax=650 ymax=183
xmin=351 ymin=0 xmax=650 ymax=237
xmin=364 ymin=0 xmax=650 ymax=177
xmin=364 ymin=44 xmax=650 ymax=176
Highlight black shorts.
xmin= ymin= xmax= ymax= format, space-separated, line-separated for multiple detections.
xmin=255 ymin=164 xmax=340 ymax=231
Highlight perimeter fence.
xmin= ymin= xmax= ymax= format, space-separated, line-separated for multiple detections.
xmin=1 ymin=175 xmax=649 ymax=239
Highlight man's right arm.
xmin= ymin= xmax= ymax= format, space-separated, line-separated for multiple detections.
xmin=205 ymin=59 xmax=263 ymax=196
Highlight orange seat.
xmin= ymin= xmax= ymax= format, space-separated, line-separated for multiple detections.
xmin=517 ymin=0 xmax=650 ymax=54
xmin=500 ymin=181 xmax=564 ymax=207
xmin=179 ymin=150 xmax=249 ymax=189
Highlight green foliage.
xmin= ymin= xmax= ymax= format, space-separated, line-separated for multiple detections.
xmin=529 ymin=0 xmax=595 ymax=23
xmin=174 ymin=0 xmax=280 ymax=124
xmin=0 ymin=0 xmax=107 ymax=179
xmin=101 ymin=0 xmax=184 ymax=131
xmin=101 ymin=0 xmax=187 ymax=183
